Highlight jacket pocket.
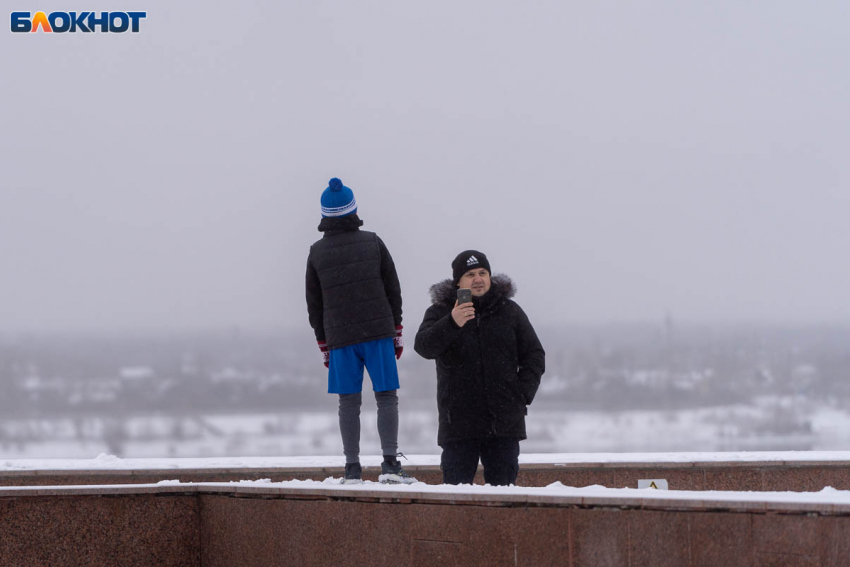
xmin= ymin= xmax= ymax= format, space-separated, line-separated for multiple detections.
xmin=505 ymin=372 xmax=526 ymax=404
xmin=437 ymin=380 xmax=453 ymax=424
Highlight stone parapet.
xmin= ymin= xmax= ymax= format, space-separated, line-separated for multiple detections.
xmin=3 ymin=458 xmax=850 ymax=492
xmin=2 ymin=482 xmax=850 ymax=566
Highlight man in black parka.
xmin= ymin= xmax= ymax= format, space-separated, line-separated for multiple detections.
xmin=414 ymin=250 xmax=545 ymax=485
xmin=306 ymin=178 xmax=415 ymax=484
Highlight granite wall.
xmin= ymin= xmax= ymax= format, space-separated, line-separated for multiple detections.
xmin=198 ymin=490 xmax=850 ymax=567
xmin=0 ymin=491 xmax=199 ymax=566
xmin=3 ymin=484 xmax=850 ymax=566
xmin=4 ymin=461 xmax=850 ymax=492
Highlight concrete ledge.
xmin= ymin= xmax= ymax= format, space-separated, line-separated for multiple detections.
xmin=3 ymin=482 xmax=850 ymax=566
xmin=3 ymin=457 xmax=850 ymax=492
xmin=4 ymin=481 xmax=850 ymax=515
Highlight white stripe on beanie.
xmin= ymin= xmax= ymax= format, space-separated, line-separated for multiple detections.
xmin=321 ymin=198 xmax=357 ymax=217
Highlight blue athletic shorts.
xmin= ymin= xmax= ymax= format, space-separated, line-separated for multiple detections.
xmin=328 ymin=337 xmax=400 ymax=394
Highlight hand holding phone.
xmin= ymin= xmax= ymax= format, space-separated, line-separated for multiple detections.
xmin=452 ymin=289 xmax=475 ymax=327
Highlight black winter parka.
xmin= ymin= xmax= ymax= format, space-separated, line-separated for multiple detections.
xmin=414 ymin=275 xmax=545 ymax=446
xmin=305 ymin=215 xmax=402 ymax=349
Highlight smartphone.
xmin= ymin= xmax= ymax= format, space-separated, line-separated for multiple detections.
xmin=457 ymin=288 xmax=472 ymax=305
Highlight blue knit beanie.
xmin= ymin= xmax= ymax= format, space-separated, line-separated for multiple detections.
xmin=320 ymin=178 xmax=357 ymax=218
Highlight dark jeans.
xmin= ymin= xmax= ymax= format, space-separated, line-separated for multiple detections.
xmin=440 ymin=437 xmax=520 ymax=486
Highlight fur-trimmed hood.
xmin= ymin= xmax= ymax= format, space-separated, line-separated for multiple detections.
xmin=428 ymin=274 xmax=517 ymax=306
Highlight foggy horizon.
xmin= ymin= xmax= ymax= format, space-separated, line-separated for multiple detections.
xmin=3 ymin=317 xmax=850 ymax=340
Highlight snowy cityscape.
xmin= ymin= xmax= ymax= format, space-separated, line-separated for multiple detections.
xmin=2 ymin=321 xmax=849 ymax=460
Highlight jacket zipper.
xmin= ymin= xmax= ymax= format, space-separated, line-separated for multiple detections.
xmin=477 ymin=308 xmax=497 ymax=435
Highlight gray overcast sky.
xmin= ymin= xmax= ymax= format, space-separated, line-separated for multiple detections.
xmin=1 ymin=0 xmax=848 ymax=332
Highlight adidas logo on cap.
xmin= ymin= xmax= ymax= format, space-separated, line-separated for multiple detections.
xmin=467 ymin=255 xmax=479 ymax=266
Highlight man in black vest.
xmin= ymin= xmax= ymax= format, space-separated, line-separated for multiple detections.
xmin=305 ymin=178 xmax=415 ymax=484
xmin=414 ymin=250 xmax=545 ymax=485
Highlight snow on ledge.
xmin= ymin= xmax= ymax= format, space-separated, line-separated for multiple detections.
xmin=1 ymin=477 xmax=850 ymax=511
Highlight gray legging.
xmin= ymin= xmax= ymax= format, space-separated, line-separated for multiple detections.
xmin=338 ymin=390 xmax=398 ymax=464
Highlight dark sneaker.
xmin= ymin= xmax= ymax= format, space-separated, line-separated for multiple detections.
xmin=342 ymin=462 xmax=363 ymax=485
xmin=378 ymin=458 xmax=417 ymax=484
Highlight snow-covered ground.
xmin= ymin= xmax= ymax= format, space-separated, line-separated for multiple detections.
xmin=2 ymin=399 xmax=850 ymax=460
xmin=5 ymin=450 xmax=850 ymax=472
